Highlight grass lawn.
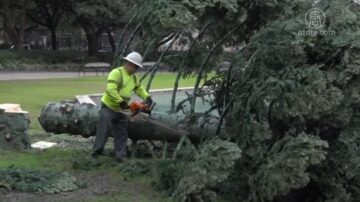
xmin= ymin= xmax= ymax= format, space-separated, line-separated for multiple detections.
xmin=0 ymin=73 xmax=196 ymax=132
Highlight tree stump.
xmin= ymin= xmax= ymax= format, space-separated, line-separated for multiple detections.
xmin=0 ymin=105 xmax=30 ymax=150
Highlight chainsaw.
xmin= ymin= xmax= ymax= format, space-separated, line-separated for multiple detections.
xmin=129 ymin=101 xmax=156 ymax=117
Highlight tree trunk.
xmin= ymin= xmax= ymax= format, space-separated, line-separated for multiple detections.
xmin=85 ymin=32 xmax=99 ymax=56
xmin=77 ymin=19 xmax=103 ymax=56
xmin=4 ymin=27 xmax=21 ymax=49
xmin=38 ymin=102 xmax=207 ymax=143
xmin=50 ymin=27 xmax=57 ymax=50
xmin=106 ymin=28 xmax=116 ymax=53
xmin=16 ymin=0 xmax=27 ymax=50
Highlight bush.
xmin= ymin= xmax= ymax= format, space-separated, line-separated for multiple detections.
xmin=0 ymin=167 xmax=78 ymax=193
xmin=152 ymin=138 xmax=242 ymax=202
xmin=0 ymin=50 xmax=113 ymax=71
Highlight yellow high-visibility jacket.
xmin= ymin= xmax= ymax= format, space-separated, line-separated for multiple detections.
xmin=101 ymin=67 xmax=150 ymax=112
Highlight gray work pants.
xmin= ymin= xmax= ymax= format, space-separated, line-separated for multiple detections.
xmin=93 ymin=103 xmax=128 ymax=159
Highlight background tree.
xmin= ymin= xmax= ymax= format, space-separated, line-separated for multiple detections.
xmin=63 ymin=0 xmax=129 ymax=56
xmin=0 ymin=0 xmax=29 ymax=49
xmin=27 ymin=0 xmax=65 ymax=50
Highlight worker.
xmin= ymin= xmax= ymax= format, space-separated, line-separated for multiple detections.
xmin=92 ymin=52 xmax=153 ymax=161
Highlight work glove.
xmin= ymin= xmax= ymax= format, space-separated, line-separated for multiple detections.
xmin=119 ymin=101 xmax=130 ymax=110
xmin=145 ymin=97 xmax=153 ymax=105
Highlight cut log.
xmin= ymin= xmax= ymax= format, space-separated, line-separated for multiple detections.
xmin=0 ymin=105 xmax=30 ymax=150
xmin=38 ymin=101 xmax=205 ymax=142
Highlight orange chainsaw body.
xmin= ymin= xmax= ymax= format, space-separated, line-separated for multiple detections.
xmin=130 ymin=101 xmax=150 ymax=114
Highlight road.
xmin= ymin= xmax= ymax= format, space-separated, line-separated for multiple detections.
xmin=0 ymin=71 xmax=102 ymax=81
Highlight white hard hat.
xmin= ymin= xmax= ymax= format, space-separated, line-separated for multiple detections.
xmin=123 ymin=52 xmax=143 ymax=68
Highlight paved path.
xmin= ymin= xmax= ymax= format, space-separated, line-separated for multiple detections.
xmin=0 ymin=71 xmax=102 ymax=81
xmin=0 ymin=71 xmax=172 ymax=81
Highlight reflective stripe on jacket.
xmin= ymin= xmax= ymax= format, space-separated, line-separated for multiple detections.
xmin=101 ymin=67 xmax=149 ymax=112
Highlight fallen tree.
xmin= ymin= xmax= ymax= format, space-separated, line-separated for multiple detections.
xmin=38 ymin=101 xmax=216 ymax=142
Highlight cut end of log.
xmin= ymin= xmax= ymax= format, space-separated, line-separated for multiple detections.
xmin=0 ymin=104 xmax=28 ymax=114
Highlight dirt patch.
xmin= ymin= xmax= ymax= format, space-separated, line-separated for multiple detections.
xmin=0 ymin=173 xmax=121 ymax=202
